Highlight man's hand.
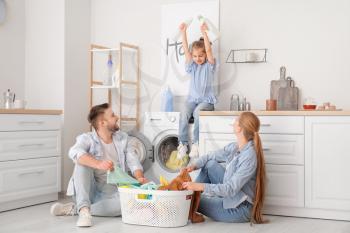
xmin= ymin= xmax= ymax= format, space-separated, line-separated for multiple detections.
xmin=96 ymin=160 xmax=114 ymax=171
xmin=182 ymin=182 xmax=204 ymax=191
xmin=137 ymin=177 xmax=149 ymax=184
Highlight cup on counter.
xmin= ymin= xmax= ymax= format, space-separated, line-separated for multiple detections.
xmin=266 ymin=99 xmax=277 ymax=111
xmin=13 ymin=100 xmax=26 ymax=109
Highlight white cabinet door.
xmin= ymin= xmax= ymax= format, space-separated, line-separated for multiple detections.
xmin=0 ymin=157 xmax=60 ymax=203
xmin=305 ymin=116 xmax=350 ymax=211
xmin=265 ymin=164 xmax=304 ymax=208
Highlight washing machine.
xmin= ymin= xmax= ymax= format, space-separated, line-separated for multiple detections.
xmin=141 ymin=112 xmax=199 ymax=183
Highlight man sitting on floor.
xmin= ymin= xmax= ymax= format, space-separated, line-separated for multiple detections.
xmin=50 ymin=103 xmax=147 ymax=227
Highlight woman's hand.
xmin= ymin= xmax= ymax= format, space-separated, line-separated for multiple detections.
xmin=179 ymin=22 xmax=187 ymax=32
xmin=182 ymin=165 xmax=197 ymax=173
xmin=182 ymin=182 xmax=204 ymax=191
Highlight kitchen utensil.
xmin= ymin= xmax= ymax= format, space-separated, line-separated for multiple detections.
xmin=245 ymin=102 xmax=251 ymax=111
xmin=270 ymin=66 xmax=288 ymax=100
xmin=3 ymin=89 xmax=14 ymax=109
xmin=277 ymin=77 xmax=299 ymax=110
xmin=266 ymin=99 xmax=277 ymax=111
xmin=230 ymin=94 xmax=239 ymax=111
xmin=303 ymin=104 xmax=317 ymax=110
xmin=13 ymin=100 xmax=26 ymax=109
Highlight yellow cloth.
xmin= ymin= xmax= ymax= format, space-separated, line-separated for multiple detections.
xmin=165 ymin=150 xmax=189 ymax=171
xmin=159 ymin=176 xmax=169 ymax=186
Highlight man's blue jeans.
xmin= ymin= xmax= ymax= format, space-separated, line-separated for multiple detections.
xmin=195 ymin=160 xmax=253 ymax=223
xmin=179 ymin=101 xmax=214 ymax=145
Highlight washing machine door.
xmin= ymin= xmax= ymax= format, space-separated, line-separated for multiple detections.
xmin=127 ymin=130 xmax=153 ymax=172
xmin=153 ymin=130 xmax=190 ymax=173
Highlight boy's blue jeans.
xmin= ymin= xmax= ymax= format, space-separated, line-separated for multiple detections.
xmin=195 ymin=160 xmax=253 ymax=222
xmin=179 ymin=101 xmax=214 ymax=145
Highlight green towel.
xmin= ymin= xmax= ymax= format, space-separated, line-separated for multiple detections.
xmin=107 ymin=166 xmax=140 ymax=186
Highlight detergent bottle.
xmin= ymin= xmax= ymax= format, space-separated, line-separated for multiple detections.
xmin=161 ymin=86 xmax=173 ymax=112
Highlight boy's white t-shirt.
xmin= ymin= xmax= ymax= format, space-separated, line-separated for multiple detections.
xmin=94 ymin=140 xmax=120 ymax=183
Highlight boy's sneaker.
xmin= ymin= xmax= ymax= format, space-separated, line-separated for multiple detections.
xmin=76 ymin=207 xmax=93 ymax=227
xmin=189 ymin=143 xmax=199 ymax=158
xmin=177 ymin=143 xmax=188 ymax=159
xmin=50 ymin=202 xmax=75 ymax=216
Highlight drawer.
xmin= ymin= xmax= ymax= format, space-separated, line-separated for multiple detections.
xmin=0 ymin=131 xmax=61 ymax=161
xmin=200 ymin=116 xmax=304 ymax=134
xmin=200 ymin=116 xmax=237 ymax=134
xmin=200 ymin=133 xmax=304 ymax=165
xmin=261 ymin=134 xmax=304 ymax=165
xmin=265 ymin=164 xmax=304 ymax=208
xmin=0 ymin=114 xmax=61 ymax=131
xmin=0 ymin=157 xmax=60 ymax=203
xmin=199 ymin=133 xmax=237 ymax=155
xmin=259 ymin=116 xmax=304 ymax=134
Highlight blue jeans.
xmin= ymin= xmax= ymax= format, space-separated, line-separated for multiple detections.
xmin=195 ymin=160 xmax=252 ymax=223
xmin=73 ymin=164 xmax=121 ymax=216
xmin=179 ymin=102 xmax=214 ymax=144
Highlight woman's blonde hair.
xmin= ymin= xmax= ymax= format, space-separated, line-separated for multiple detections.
xmin=238 ymin=112 xmax=267 ymax=224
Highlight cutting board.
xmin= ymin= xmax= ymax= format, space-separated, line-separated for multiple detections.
xmin=270 ymin=66 xmax=288 ymax=100
xmin=277 ymin=77 xmax=299 ymax=110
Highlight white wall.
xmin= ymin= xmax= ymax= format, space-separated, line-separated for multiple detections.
xmin=24 ymin=0 xmax=65 ymax=109
xmin=63 ymin=0 xmax=90 ymax=190
xmin=0 ymin=0 xmax=25 ymax=101
xmin=91 ymin=0 xmax=350 ymax=112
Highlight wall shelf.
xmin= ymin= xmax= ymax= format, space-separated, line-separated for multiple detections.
xmin=226 ymin=48 xmax=267 ymax=63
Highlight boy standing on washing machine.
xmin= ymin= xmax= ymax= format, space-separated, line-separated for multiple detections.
xmin=50 ymin=103 xmax=147 ymax=227
xmin=177 ymin=22 xmax=217 ymax=159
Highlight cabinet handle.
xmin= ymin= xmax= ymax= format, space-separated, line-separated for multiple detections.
xmin=18 ymin=143 xmax=44 ymax=148
xmin=263 ymin=148 xmax=271 ymax=151
xmin=18 ymin=121 xmax=45 ymax=125
xmin=261 ymin=124 xmax=271 ymax=127
xmin=150 ymin=118 xmax=161 ymax=121
xmin=18 ymin=170 xmax=44 ymax=176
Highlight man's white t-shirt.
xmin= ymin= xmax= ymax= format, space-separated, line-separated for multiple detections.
xmin=95 ymin=140 xmax=119 ymax=183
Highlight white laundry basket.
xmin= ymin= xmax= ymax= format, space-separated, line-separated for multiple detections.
xmin=118 ymin=187 xmax=193 ymax=227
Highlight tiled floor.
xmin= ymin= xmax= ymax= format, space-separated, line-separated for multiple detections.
xmin=0 ymin=201 xmax=349 ymax=233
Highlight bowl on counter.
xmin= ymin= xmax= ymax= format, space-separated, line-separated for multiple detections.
xmin=303 ymin=104 xmax=317 ymax=110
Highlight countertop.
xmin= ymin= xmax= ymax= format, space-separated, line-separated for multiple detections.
xmin=0 ymin=109 xmax=63 ymax=115
xmin=200 ymin=110 xmax=350 ymax=116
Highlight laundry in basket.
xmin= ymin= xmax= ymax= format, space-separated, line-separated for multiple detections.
xmin=107 ymin=166 xmax=140 ymax=186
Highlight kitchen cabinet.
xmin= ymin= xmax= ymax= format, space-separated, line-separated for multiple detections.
xmin=305 ymin=116 xmax=350 ymax=211
xmin=0 ymin=110 xmax=62 ymax=212
xmin=199 ymin=111 xmax=350 ymax=221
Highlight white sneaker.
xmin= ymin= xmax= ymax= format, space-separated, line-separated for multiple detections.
xmin=189 ymin=143 xmax=199 ymax=158
xmin=50 ymin=202 xmax=75 ymax=216
xmin=177 ymin=143 xmax=188 ymax=159
xmin=76 ymin=208 xmax=93 ymax=227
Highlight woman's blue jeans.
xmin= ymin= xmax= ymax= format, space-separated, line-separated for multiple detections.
xmin=195 ymin=160 xmax=253 ymax=223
